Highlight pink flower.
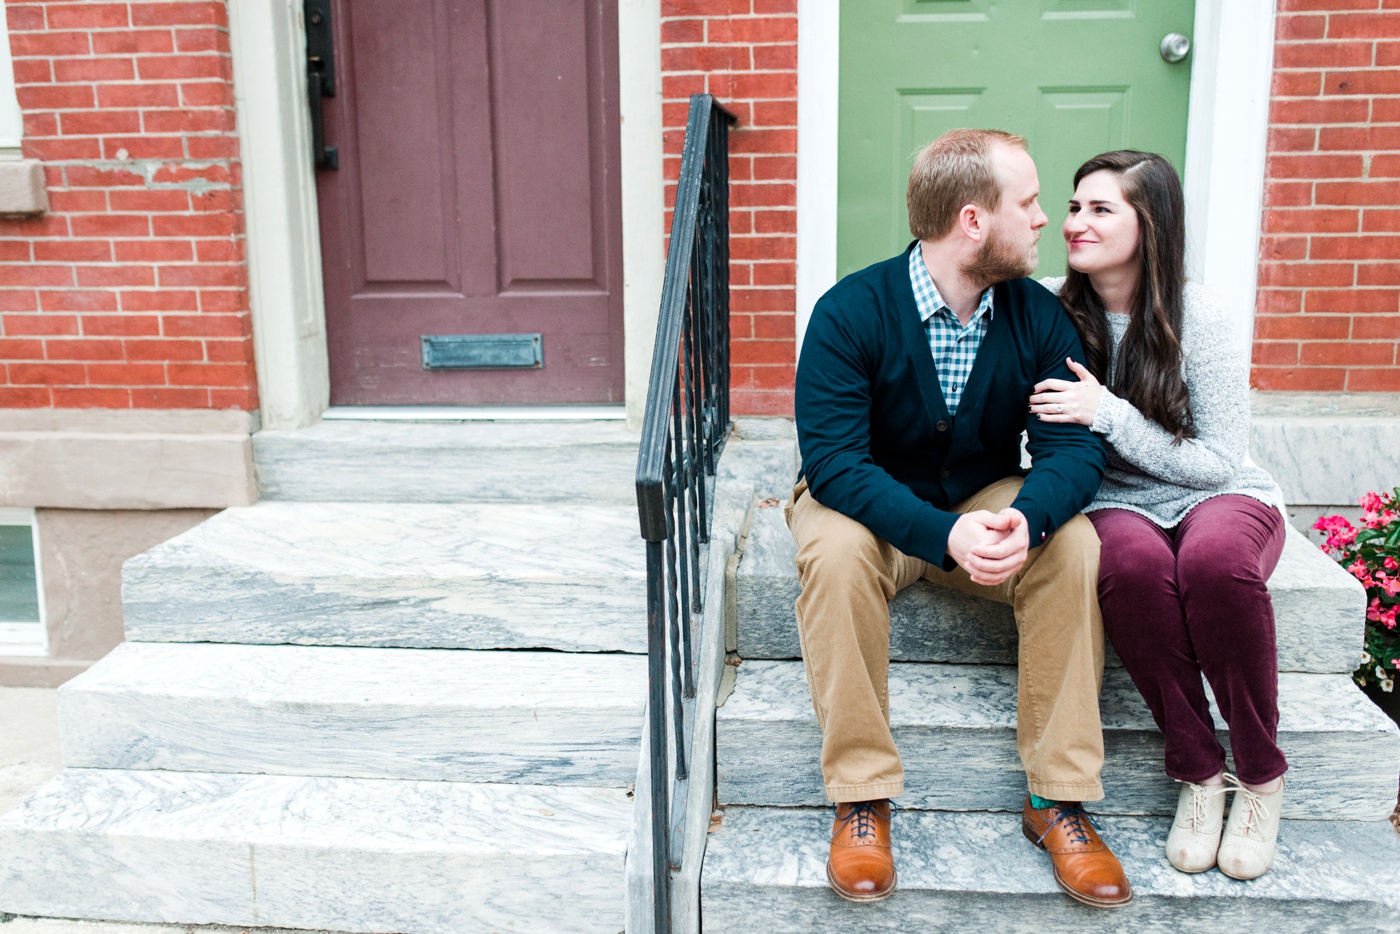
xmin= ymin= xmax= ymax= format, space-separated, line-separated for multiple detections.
xmin=1316 ymin=515 xmax=1358 ymax=550
xmin=1386 ymin=557 xmax=1399 ymax=571
xmin=1349 ymin=558 xmax=1370 ymax=581
xmin=1368 ymin=597 xmax=1383 ymax=621
xmin=1361 ymin=492 xmax=1384 ymax=513
xmin=1384 ymin=578 xmax=1400 ymax=598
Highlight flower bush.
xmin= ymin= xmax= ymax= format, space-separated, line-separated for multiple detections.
xmin=1315 ymin=488 xmax=1400 ymax=692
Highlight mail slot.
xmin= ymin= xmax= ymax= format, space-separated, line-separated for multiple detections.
xmin=421 ymin=333 xmax=543 ymax=370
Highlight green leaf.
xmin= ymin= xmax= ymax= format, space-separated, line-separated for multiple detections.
xmin=1385 ymin=522 xmax=1400 ymax=551
xmin=1356 ymin=529 xmax=1385 ymax=545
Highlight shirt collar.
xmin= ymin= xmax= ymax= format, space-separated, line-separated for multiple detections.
xmin=909 ymin=245 xmax=995 ymax=325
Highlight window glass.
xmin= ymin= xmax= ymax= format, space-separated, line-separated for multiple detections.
xmin=0 ymin=525 xmax=39 ymax=623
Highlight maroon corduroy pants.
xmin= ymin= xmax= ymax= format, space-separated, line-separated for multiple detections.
xmin=1089 ymin=495 xmax=1288 ymax=786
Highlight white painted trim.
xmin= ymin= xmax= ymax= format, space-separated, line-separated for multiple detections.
xmin=228 ymin=0 xmax=330 ymax=430
xmin=795 ymin=0 xmax=839 ymax=358
xmin=0 ymin=507 xmax=48 ymax=656
xmin=0 ymin=0 xmax=23 ymax=157
xmin=619 ymin=0 xmax=665 ymax=429
xmin=795 ymin=0 xmax=1275 ymax=353
xmin=322 ymin=405 xmax=627 ymax=422
xmin=1184 ymin=0 xmax=1277 ymax=350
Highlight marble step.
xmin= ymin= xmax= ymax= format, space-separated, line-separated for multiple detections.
xmin=736 ymin=504 xmax=1365 ymax=673
xmin=0 ymin=768 xmax=630 ymax=934
xmin=58 ymin=642 xmax=646 ymax=785
xmin=701 ymin=806 xmax=1400 ymax=932
xmin=123 ymin=501 xmax=648 ymax=652
xmin=716 ymin=660 xmax=1400 ymax=820
xmin=253 ymin=419 xmax=640 ymax=504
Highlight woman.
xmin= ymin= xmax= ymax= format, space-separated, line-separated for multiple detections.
xmin=1031 ymin=150 xmax=1288 ymax=880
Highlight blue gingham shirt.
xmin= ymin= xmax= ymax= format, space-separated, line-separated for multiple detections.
xmin=909 ymin=247 xmax=994 ymax=416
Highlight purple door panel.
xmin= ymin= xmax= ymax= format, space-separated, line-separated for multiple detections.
xmin=316 ymin=0 xmax=625 ymax=404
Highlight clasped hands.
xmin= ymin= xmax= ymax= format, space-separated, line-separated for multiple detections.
xmin=947 ymin=508 xmax=1029 ymax=585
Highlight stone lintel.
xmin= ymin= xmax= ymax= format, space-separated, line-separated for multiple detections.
xmin=1250 ymin=391 xmax=1400 ymax=507
xmin=0 ymin=657 xmax=90 ymax=689
xmin=0 ymin=409 xmax=256 ymax=510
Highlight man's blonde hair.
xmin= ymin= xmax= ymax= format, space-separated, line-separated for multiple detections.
xmin=907 ymin=129 xmax=1029 ymax=241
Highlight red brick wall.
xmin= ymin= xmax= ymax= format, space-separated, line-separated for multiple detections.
xmin=1255 ymin=0 xmax=1400 ymax=392
xmin=661 ymin=0 xmax=796 ymax=416
xmin=0 ymin=0 xmax=256 ymax=409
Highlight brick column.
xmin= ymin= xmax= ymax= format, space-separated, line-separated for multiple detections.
xmin=1255 ymin=1 xmax=1400 ymax=392
xmin=662 ymin=0 xmax=796 ymax=416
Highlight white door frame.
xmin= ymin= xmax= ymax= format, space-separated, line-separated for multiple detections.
xmin=796 ymin=0 xmax=1278 ymax=354
xmin=229 ymin=1 xmax=665 ymax=429
xmin=228 ymin=0 xmax=330 ymax=431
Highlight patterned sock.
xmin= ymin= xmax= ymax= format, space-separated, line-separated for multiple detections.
xmin=1029 ymin=793 xmax=1058 ymax=810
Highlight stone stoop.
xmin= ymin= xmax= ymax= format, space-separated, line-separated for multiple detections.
xmin=705 ymin=497 xmax=1400 ymax=927
xmin=253 ymin=419 xmax=641 ymax=505
xmin=122 ymin=501 xmax=650 ymax=653
xmin=717 ymin=661 xmax=1398 ymax=820
xmin=703 ymin=807 xmax=1400 ymax=932
xmin=0 ymin=769 xmax=632 ymax=934
xmin=59 ymin=642 xmax=647 ymax=785
xmin=736 ymin=505 xmax=1365 ymax=673
xmin=0 ymin=422 xmax=666 ymax=934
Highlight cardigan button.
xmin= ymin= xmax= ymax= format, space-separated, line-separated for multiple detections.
xmin=941 ymin=469 xmax=951 ymax=480
xmin=936 ymin=420 xmax=948 ymax=432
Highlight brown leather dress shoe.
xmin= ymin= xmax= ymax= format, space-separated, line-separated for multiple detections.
xmin=827 ymin=799 xmax=896 ymax=902
xmin=1021 ymin=797 xmax=1133 ymax=908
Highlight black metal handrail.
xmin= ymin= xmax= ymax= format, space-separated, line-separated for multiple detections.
xmin=635 ymin=94 xmax=735 ymax=933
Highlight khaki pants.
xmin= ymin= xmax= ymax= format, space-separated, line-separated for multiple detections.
xmin=786 ymin=476 xmax=1106 ymax=803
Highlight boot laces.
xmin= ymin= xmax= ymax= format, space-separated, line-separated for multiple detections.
xmin=1224 ymin=774 xmax=1271 ymax=839
xmin=1183 ymin=781 xmax=1229 ymax=830
xmin=1035 ymin=802 xmax=1097 ymax=847
xmin=832 ymin=800 xmax=891 ymax=842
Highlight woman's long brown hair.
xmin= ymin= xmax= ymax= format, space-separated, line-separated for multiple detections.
xmin=1058 ymin=150 xmax=1196 ymax=442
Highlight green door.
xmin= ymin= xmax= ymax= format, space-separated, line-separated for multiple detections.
xmin=838 ymin=0 xmax=1196 ymax=280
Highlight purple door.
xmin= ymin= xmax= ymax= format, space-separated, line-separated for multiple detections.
xmin=315 ymin=0 xmax=625 ymax=405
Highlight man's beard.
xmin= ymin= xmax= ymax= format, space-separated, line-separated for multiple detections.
xmin=961 ymin=225 xmax=1038 ymax=289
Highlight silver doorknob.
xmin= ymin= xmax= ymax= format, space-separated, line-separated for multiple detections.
xmin=1160 ymin=33 xmax=1191 ymax=63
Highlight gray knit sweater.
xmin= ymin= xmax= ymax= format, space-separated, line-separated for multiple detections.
xmin=1041 ymin=278 xmax=1281 ymax=528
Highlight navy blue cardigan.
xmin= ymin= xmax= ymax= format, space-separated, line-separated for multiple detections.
xmin=795 ymin=246 xmax=1105 ymax=569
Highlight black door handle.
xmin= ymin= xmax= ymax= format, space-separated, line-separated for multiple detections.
xmin=308 ymin=70 xmax=338 ymax=170
xmin=305 ymin=0 xmax=338 ymax=170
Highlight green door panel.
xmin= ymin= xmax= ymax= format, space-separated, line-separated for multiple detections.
xmin=838 ymin=0 xmax=1196 ymax=281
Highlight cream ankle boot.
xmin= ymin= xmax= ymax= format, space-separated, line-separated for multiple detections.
xmin=1216 ymin=775 xmax=1284 ymax=880
xmin=1165 ymin=780 xmax=1229 ymax=873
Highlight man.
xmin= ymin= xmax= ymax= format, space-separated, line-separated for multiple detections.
xmin=789 ymin=128 xmax=1130 ymax=908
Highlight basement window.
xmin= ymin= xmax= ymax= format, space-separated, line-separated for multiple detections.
xmin=0 ymin=509 xmax=46 ymax=656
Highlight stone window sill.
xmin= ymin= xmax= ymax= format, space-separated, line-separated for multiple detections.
xmin=0 ymin=158 xmax=47 ymax=215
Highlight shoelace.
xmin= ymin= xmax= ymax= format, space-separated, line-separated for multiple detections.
xmin=1034 ymin=802 xmax=1097 ymax=847
xmin=1223 ymin=773 xmax=1273 ymax=839
xmin=1182 ymin=780 xmax=1230 ymax=830
xmin=831 ymin=800 xmax=893 ymax=842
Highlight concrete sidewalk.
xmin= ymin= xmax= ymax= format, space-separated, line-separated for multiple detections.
xmin=0 ymin=687 xmax=354 ymax=934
